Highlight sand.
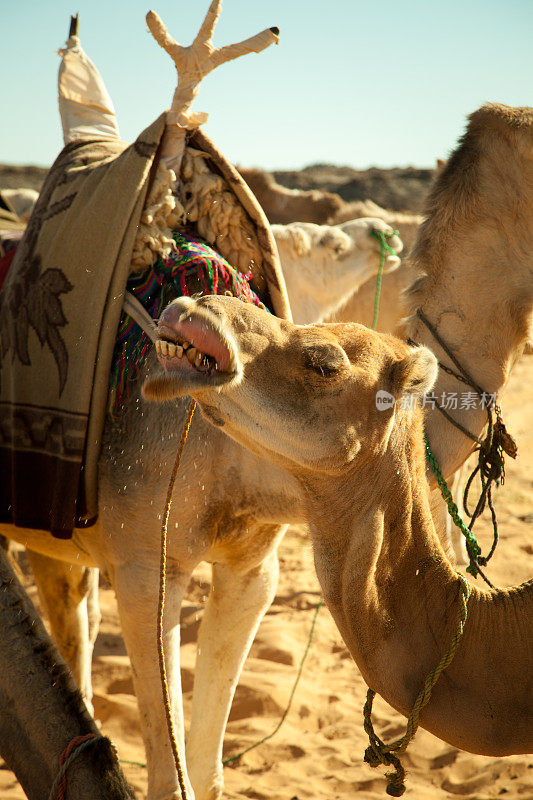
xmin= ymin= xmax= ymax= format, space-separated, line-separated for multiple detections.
xmin=0 ymin=359 xmax=531 ymax=800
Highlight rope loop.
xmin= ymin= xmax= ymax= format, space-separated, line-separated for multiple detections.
xmin=362 ymin=574 xmax=470 ymax=796
xmin=370 ymin=229 xmax=399 ymax=330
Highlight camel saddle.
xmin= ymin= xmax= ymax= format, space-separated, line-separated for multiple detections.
xmin=0 ymin=114 xmax=290 ymax=538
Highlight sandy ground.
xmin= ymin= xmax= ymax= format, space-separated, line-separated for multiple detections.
xmin=0 ymin=360 xmax=531 ymax=800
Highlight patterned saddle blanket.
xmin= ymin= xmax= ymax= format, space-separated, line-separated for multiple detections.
xmin=109 ymin=227 xmax=263 ymax=412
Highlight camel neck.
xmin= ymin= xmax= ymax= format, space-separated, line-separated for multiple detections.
xmin=297 ymin=417 xmax=532 ymax=755
xmin=404 ymin=240 xmax=532 ymax=480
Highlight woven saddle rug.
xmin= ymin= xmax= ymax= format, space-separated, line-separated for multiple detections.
xmin=0 ymin=118 xmax=289 ymax=539
xmin=0 ymin=115 xmax=168 ymax=538
xmin=109 ymin=227 xmax=264 ymax=413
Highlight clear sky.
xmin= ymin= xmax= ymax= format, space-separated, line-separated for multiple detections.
xmin=1 ymin=0 xmax=532 ymax=170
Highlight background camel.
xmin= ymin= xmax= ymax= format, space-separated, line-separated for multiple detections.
xmin=237 ymin=167 xmax=344 ymax=225
xmin=0 ymin=548 xmax=133 ymax=800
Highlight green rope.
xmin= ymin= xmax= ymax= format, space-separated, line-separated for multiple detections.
xmin=424 ymin=437 xmax=482 ymax=577
xmin=363 ymin=574 xmax=471 ymax=796
xmin=222 ymin=600 xmax=323 ymax=765
xmin=370 ymin=229 xmax=399 ymax=330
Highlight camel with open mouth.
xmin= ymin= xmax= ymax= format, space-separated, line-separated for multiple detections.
xmin=143 ymin=290 xmax=532 ymax=767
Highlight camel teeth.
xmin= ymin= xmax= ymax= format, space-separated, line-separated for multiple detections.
xmin=155 ymin=340 xmax=162 ymax=354
xmin=186 ymin=347 xmax=197 ymax=365
xmin=194 ymin=351 xmax=203 ymax=367
xmin=176 ymin=345 xmax=183 ymax=358
xmin=182 ymin=341 xmax=190 ymax=350
xmin=160 ymin=340 xmax=169 ymax=356
xmin=167 ymin=342 xmax=176 ymax=357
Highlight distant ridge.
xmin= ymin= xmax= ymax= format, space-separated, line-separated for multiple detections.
xmin=0 ymin=162 xmax=435 ymax=214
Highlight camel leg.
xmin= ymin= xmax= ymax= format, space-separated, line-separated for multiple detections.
xmin=114 ymin=560 xmax=194 ymax=800
xmin=186 ymin=532 xmax=284 ymax=800
xmin=26 ymin=550 xmax=97 ymax=714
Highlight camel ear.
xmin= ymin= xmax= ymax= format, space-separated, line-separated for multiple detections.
xmin=275 ymin=224 xmax=312 ymax=259
xmin=390 ymin=346 xmax=438 ymax=401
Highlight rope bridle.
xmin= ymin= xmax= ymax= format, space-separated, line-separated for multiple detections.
xmin=409 ymin=308 xmax=518 ymax=584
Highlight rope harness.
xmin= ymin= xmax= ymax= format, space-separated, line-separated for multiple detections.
xmin=158 ymin=399 xmax=197 ymax=800
xmin=362 ymin=232 xmax=517 ymax=795
xmin=409 ymin=309 xmax=518 ymax=585
xmin=370 ymin=229 xmax=399 ymax=330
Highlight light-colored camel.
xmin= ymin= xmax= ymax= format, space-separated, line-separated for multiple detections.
xmin=328 ymin=199 xmax=421 ymax=332
xmin=272 ymin=219 xmax=401 ymax=323
xmin=238 ymin=166 xmax=344 ymax=224
xmin=0 ymin=548 xmax=133 ymax=800
xmin=143 ymin=290 xmax=532 ymax=762
xmin=0 ymin=188 xmax=39 ymax=223
xmin=0 ymin=6 xmax=401 ymax=800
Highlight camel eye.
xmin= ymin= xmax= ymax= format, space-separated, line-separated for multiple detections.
xmin=303 ymin=343 xmax=347 ymax=377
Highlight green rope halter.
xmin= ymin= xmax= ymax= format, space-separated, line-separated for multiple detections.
xmin=424 ymin=437 xmax=482 ymax=577
xmin=370 ymin=228 xmax=399 ymax=330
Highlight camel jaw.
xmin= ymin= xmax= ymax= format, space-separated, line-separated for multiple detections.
xmin=142 ymin=297 xmax=242 ymax=401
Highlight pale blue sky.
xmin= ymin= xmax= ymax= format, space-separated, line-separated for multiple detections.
xmin=1 ymin=0 xmax=532 ymax=170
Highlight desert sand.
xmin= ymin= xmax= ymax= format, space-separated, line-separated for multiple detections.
xmin=0 ymin=356 xmax=531 ymax=800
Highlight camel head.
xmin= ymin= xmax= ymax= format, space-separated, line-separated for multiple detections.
xmin=272 ymin=218 xmax=402 ymax=324
xmin=143 ymin=295 xmax=437 ymax=474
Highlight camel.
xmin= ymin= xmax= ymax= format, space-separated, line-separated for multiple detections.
xmin=0 ymin=6 xmax=402 ymax=800
xmin=3 ymin=7 xmax=531 ymax=798
xmin=0 ymin=188 xmax=39 ymax=223
xmin=141 ymin=101 xmax=533 ymax=790
xmin=237 ymin=166 xmax=344 ymax=224
xmin=271 ymin=219 xmax=401 ymax=323
xmin=0 ymin=547 xmax=133 ymax=800
xmin=143 ymin=290 xmax=532 ymax=765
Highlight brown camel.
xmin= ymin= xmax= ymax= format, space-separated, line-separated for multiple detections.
xmin=237 ymin=166 xmax=344 ymax=224
xmin=142 ymin=101 xmax=533 ymax=767
xmin=0 ymin=548 xmax=133 ymax=800
xmin=143 ymin=290 xmax=532 ymax=759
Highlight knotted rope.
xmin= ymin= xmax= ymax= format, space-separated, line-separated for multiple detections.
xmin=158 ymin=399 xmax=197 ymax=800
xmin=411 ymin=309 xmax=518 ymax=582
xmin=370 ymin=229 xmax=399 ymax=330
xmin=48 ymin=733 xmax=102 ymax=800
xmin=363 ymin=574 xmax=471 ymax=796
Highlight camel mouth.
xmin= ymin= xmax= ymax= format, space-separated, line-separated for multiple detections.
xmin=143 ymin=298 xmax=241 ymax=400
xmin=384 ymin=253 xmax=401 ymax=272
